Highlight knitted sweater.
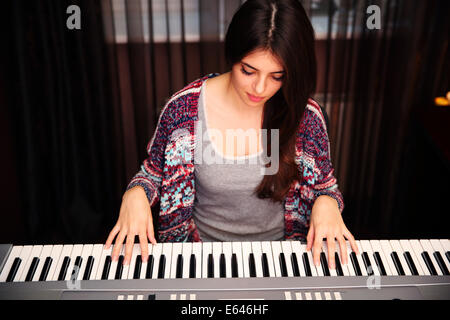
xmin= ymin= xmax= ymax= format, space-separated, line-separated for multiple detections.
xmin=127 ymin=73 xmax=344 ymax=242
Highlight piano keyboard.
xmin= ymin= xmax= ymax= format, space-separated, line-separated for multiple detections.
xmin=0 ymin=239 xmax=449 ymax=300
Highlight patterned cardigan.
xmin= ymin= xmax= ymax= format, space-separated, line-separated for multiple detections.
xmin=127 ymin=73 xmax=344 ymax=242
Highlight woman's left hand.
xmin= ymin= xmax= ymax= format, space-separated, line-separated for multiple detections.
xmin=306 ymin=195 xmax=359 ymax=269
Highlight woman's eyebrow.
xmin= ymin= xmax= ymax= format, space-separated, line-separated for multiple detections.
xmin=242 ymin=62 xmax=285 ymax=74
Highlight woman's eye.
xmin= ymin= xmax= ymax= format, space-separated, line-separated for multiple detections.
xmin=241 ymin=66 xmax=284 ymax=82
xmin=241 ymin=67 xmax=252 ymax=75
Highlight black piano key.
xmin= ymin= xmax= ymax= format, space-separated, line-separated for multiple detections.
xmin=421 ymin=252 xmax=437 ymax=275
xmin=101 ymin=256 xmax=112 ymax=280
xmin=279 ymin=253 xmax=288 ymax=277
xmin=219 ymin=254 xmax=226 ymax=278
xmin=133 ymin=255 xmax=142 ymax=279
xmin=176 ymin=254 xmax=183 ymax=278
xmin=373 ymin=252 xmax=387 ymax=276
xmin=115 ymin=255 xmax=124 ymax=279
xmin=334 ymin=253 xmax=344 ymax=276
xmin=404 ymin=251 xmax=419 ymax=275
xmin=390 ymin=252 xmax=405 ymax=276
xmin=350 ymin=252 xmax=362 ymax=276
xmin=291 ymin=253 xmax=300 ymax=277
xmin=207 ymin=254 xmax=214 ymax=278
xmin=83 ymin=256 xmax=94 ymax=280
xmin=302 ymin=253 xmax=312 ymax=277
xmin=6 ymin=257 xmax=21 ymax=282
xmin=58 ymin=256 xmax=71 ymax=281
xmin=446 ymin=251 xmax=450 ymax=264
xmin=361 ymin=252 xmax=373 ymax=276
xmin=39 ymin=257 xmax=53 ymax=281
xmin=433 ymin=251 xmax=450 ymax=275
xmin=320 ymin=252 xmax=330 ymax=276
xmin=231 ymin=253 xmax=238 ymax=278
xmin=157 ymin=255 xmax=166 ymax=279
xmin=25 ymin=257 xmax=40 ymax=282
xmin=189 ymin=254 xmax=196 ymax=278
xmin=145 ymin=255 xmax=154 ymax=279
xmin=249 ymin=253 xmax=256 ymax=277
xmin=71 ymin=256 xmax=83 ymax=280
xmin=261 ymin=253 xmax=270 ymax=277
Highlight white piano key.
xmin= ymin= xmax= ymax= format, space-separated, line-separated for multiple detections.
xmin=151 ymin=243 xmax=163 ymax=279
xmin=334 ymin=241 xmax=349 ymax=276
xmin=14 ymin=245 xmax=33 ymax=282
xmin=370 ymin=240 xmax=393 ymax=276
xmin=232 ymin=242 xmax=244 ymax=278
xmin=108 ymin=246 xmax=124 ymax=280
xmin=280 ymin=241 xmax=294 ymax=277
xmin=261 ymin=241 xmax=276 ymax=277
xmin=379 ymin=240 xmax=398 ymax=276
xmin=322 ymin=240 xmax=337 ymax=277
xmin=311 ymin=245 xmax=324 ymax=277
xmin=389 ymin=240 xmax=412 ymax=276
xmin=251 ymin=241 xmax=264 ymax=278
xmin=212 ymin=242 xmax=222 ymax=279
xmin=359 ymin=240 xmax=380 ymax=276
xmin=202 ymin=242 xmax=212 ymax=278
xmin=270 ymin=241 xmax=282 ymax=277
xmin=94 ymin=245 xmax=112 ymax=280
xmin=51 ymin=245 xmax=73 ymax=281
xmin=241 ymin=242 xmax=252 ymax=278
xmin=407 ymin=239 xmax=429 ymax=275
xmin=334 ymin=292 xmax=343 ymax=300
xmin=324 ymin=292 xmax=332 ymax=300
xmin=355 ymin=241 xmax=368 ymax=276
xmin=32 ymin=245 xmax=53 ymax=281
xmin=0 ymin=246 xmax=23 ymax=282
xmin=19 ymin=245 xmax=43 ymax=282
xmin=344 ymin=242 xmax=356 ymax=276
xmin=181 ymin=242 xmax=192 ymax=279
xmin=76 ymin=244 xmax=93 ymax=281
xmin=170 ymin=243 xmax=183 ymax=279
xmin=305 ymin=246 xmax=318 ymax=276
xmin=419 ymin=239 xmax=443 ymax=275
xmin=126 ymin=244 xmax=141 ymax=279
xmin=284 ymin=291 xmax=292 ymax=300
xmin=439 ymin=239 xmax=450 ymax=253
xmin=192 ymin=242 xmax=202 ymax=279
xmin=290 ymin=241 xmax=306 ymax=277
xmin=314 ymin=292 xmax=322 ymax=300
xmin=399 ymin=240 xmax=425 ymax=275
xmin=161 ymin=243 xmax=173 ymax=279
xmin=304 ymin=292 xmax=312 ymax=300
xmin=64 ymin=244 xmax=83 ymax=281
xmin=430 ymin=239 xmax=450 ymax=273
xmin=222 ymin=242 xmax=232 ymax=278
xmin=87 ymin=244 xmax=104 ymax=280
xmin=139 ymin=244 xmax=153 ymax=279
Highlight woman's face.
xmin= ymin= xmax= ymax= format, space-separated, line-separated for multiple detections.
xmin=231 ymin=48 xmax=285 ymax=107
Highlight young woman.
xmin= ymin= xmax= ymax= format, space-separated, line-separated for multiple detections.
xmin=105 ymin=0 xmax=358 ymax=271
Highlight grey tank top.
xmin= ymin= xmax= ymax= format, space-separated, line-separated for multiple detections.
xmin=192 ymin=80 xmax=285 ymax=242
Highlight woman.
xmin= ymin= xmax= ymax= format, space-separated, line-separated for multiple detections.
xmin=105 ymin=0 xmax=359 ymax=271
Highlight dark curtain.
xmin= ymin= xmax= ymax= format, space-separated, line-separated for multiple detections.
xmin=0 ymin=0 xmax=448 ymax=245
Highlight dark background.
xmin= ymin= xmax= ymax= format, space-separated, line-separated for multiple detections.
xmin=0 ymin=0 xmax=448 ymax=245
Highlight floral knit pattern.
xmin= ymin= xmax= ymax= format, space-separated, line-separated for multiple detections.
xmin=127 ymin=73 xmax=344 ymax=242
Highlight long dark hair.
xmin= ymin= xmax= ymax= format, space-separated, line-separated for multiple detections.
xmin=225 ymin=0 xmax=317 ymax=203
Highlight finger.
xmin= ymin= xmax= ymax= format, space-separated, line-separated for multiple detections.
xmin=312 ymin=233 xmax=323 ymax=267
xmin=147 ymin=216 xmax=157 ymax=245
xmin=343 ymin=229 xmax=359 ymax=255
xmin=112 ymin=231 xmax=126 ymax=261
xmin=105 ymin=225 xmax=120 ymax=249
xmin=123 ymin=233 xmax=135 ymax=265
xmin=306 ymin=224 xmax=314 ymax=252
xmin=327 ymin=236 xmax=336 ymax=269
xmin=337 ymin=235 xmax=348 ymax=265
xmin=139 ymin=232 xmax=149 ymax=263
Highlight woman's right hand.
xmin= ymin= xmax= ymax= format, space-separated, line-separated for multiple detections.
xmin=105 ymin=186 xmax=157 ymax=265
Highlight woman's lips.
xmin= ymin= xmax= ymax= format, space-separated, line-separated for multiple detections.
xmin=247 ymin=93 xmax=264 ymax=102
